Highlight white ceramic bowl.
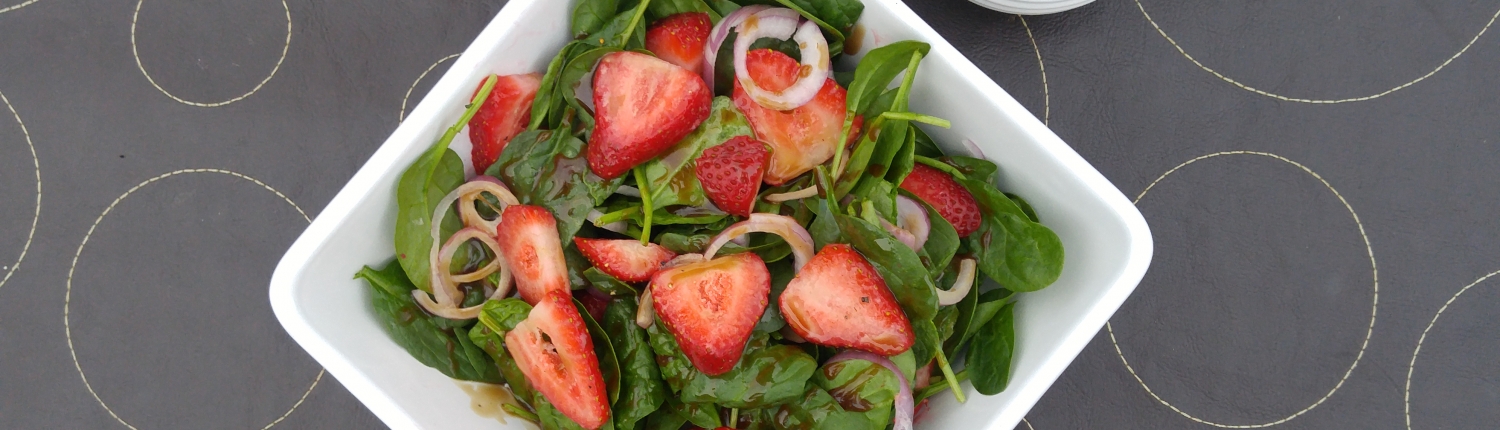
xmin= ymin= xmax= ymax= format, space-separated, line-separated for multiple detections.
xmin=967 ymin=0 xmax=1095 ymax=15
xmin=269 ymin=0 xmax=1152 ymax=428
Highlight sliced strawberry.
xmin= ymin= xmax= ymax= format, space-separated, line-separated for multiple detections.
xmin=695 ymin=136 xmax=770 ymax=217
xmin=468 ymin=73 xmax=542 ymax=173
xmin=779 ymin=244 xmax=915 ymax=356
xmin=575 ymin=289 xmax=611 ymax=322
xmin=589 ymin=51 xmax=712 ymax=179
xmin=732 ymin=49 xmax=852 ymax=185
xmin=645 ymin=12 xmax=711 ymax=77
xmin=506 ymin=294 xmax=610 ymax=429
xmin=495 ymin=205 xmax=570 ymax=305
xmin=899 ymin=164 xmax=983 ymax=237
xmin=573 ymin=237 xmax=677 ymax=283
xmin=650 ymin=252 xmax=770 ymax=375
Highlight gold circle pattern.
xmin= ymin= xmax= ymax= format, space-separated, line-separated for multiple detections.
xmin=0 ymin=90 xmax=40 ymax=292
xmin=64 ymin=168 xmax=321 ymax=430
xmin=0 ymin=0 xmax=43 ymax=15
xmin=1018 ymin=16 xmax=1048 ymax=125
xmin=1134 ymin=0 xmax=1500 ymax=104
xmin=1403 ymin=269 xmax=1500 ymax=430
xmin=130 ymin=0 xmax=292 ymax=107
xmin=1107 ymin=151 xmax=1379 ymax=428
xmin=400 ymin=53 xmax=462 ymax=122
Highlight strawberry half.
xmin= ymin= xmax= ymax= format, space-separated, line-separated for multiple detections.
xmin=695 ymin=136 xmax=770 ymax=217
xmin=779 ymin=244 xmax=915 ymax=356
xmin=573 ymin=237 xmax=677 ymax=283
xmin=588 ymin=51 xmax=712 ymax=179
xmin=645 ymin=12 xmax=711 ymax=77
xmin=732 ymin=49 xmax=853 ymax=185
xmin=899 ymin=164 xmax=983 ymax=237
xmin=506 ymin=294 xmax=610 ymax=429
xmin=649 ymin=252 xmax=770 ymax=375
xmin=496 ymin=205 xmax=570 ymax=305
xmin=468 ymin=73 xmax=542 ymax=173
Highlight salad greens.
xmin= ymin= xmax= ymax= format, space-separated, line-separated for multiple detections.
xmin=353 ymin=0 xmax=1069 ymax=428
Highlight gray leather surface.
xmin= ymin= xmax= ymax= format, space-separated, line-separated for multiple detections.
xmin=1 ymin=0 xmax=1496 ymax=428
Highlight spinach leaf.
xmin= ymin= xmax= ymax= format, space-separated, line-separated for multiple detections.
xmin=754 ymin=259 xmax=795 ymax=334
xmin=585 ymin=267 xmax=639 ymax=296
xmin=966 ymin=302 xmax=1016 ymax=395
xmin=889 ymin=349 xmax=917 ymax=385
xmin=605 ymin=300 xmax=670 ymax=430
xmin=645 ymin=318 xmax=696 ymax=392
xmin=540 ymin=46 xmax=621 ymax=131
xmin=638 ymin=97 xmax=753 ymax=210
xmin=910 ymin=319 xmax=940 ymax=368
xmin=647 ymin=0 xmax=721 ymax=22
xmin=394 ymin=147 xmax=465 ymax=294
xmin=911 ymin=124 xmax=942 ymax=158
xmin=834 ymin=215 xmax=939 ymax=322
xmin=529 ymin=41 xmax=584 ymax=131
xmin=651 ymin=329 xmax=817 ymax=408
xmin=586 ymin=3 xmax=650 ymax=50
xmin=807 ymin=198 xmax=842 ymax=251
xmin=943 ymin=155 xmax=998 ymax=184
xmin=573 ymin=0 xmax=620 ymax=38
xmin=914 ymin=193 xmax=959 ymax=279
xmin=469 ymin=298 xmax=538 ymax=405
xmin=934 ymin=304 xmax=958 ymax=344
xmin=537 ymin=395 xmax=619 ymax=430
xmin=844 ymin=41 xmax=929 ymax=117
xmin=774 ymin=0 xmax=862 ymax=34
xmin=576 ymin=298 xmax=623 ymax=404
xmin=1006 ymin=192 xmax=1040 ymax=222
xmin=815 ymin=359 xmax=899 ymax=426
xmin=642 ymin=398 xmax=721 ymax=429
xmin=488 ymin=128 xmax=622 ymax=245
xmin=958 ymin=177 xmax=1064 ymax=292
xmin=566 ymin=242 xmax=594 ymax=290
xmin=948 ymin=288 xmax=1011 ymax=357
xmin=884 ymin=126 xmax=917 ymax=188
xmin=755 ymin=383 xmax=875 ymax=430
xmin=705 ymin=0 xmax=740 ymax=17
xmin=658 ymin=232 xmax=713 ymax=254
xmin=355 ymin=262 xmax=502 ymax=383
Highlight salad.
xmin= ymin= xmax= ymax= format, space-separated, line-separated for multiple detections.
xmin=354 ymin=0 xmax=1065 ymax=429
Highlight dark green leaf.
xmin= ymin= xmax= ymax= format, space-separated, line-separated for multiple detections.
xmin=754 ymin=259 xmax=795 ymax=334
xmin=585 ymin=267 xmax=640 ymax=296
xmin=586 ymin=6 xmax=648 ymax=49
xmin=913 ymin=193 xmax=959 ymax=280
xmin=704 ymin=0 xmax=740 ymax=17
xmin=833 ymin=215 xmax=939 ymax=322
xmin=394 ymin=148 xmax=465 ymax=294
xmin=910 ymin=319 xmax=939 ymax=367
xmin=566 ymin=242 xmax=594 ymax=290
xmin=754 ymin=383 xmax=875 ymax=430
xmin=773 ymin=0 xmax=863 ymax=35
xmin=469 ymin=298 xmax=537 ymax=405
xmin=658 ymin=232 xmax=713 ymax=254
xmin=647 ymin=0 xmax=721 ymax=22
xmin=642 ymin=398 xmax=720 ymax=429
xmin=943 ymin=155 xmax=999 ymax=184
xmin=911 ymin=124 xmax=942 ymax=158
xmin=957 ymin=177 xmax=1064 ymax=292
xmin=884 ymin=126 xmax=918 ymax=187
xmin=934 ymin=304 xmax=958 ymax=344
xmin=651 ymin=329 xmax=817 ymax=408
xmin=355 ymin=262 xmax=501 ymax=383
xmin=488 ymin=128 xmax=622 ymax=245
xmin=1006 ymin=192 xmax=1040 ymax=222
xmin=814 ymin=359 xmax=900 ymax=426
xmin=844 ymin=41 xmax=929 ymax=116
xmin=537 ymin=395 xmax=618 ymax=430
xmin=949 ymin=288 xmax=1011 ymax=356
xmin=605 ymin=300 xmax=670 ymax=430
xmin=529 ymin=41 xmax=584 ymax=130
xmin=966 ymin=302 xmax=1015 ymax=395
xmin=807 ymin=198 xmax=842 ymax=251
xmin=639 ymin=96 xmax=753 ymax=209
xmin=572 ymin=0 xmax=620 ymax=38
xmin=576 ymin=298 xmax=623 ymax=404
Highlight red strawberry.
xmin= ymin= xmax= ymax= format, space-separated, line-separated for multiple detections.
xmin=899 ymin=164 xmax=983 ymax=237
xmin=732 ymin=49 xmax=852 ymax=185
xmin=588 ymin=51 xmax=712 ymax=179
xmin=573 ymin=237 xmax=677 ymax=283
xmin=468 ymin=73 xmax=542 ymax=173
xmin=495 ymin=205 xmax=570 ymax=305
xmin=779 ymin=244 xmax=915 ymax=356
xmin=650 ymin=252 xmax=770 ymax=375
xmin=506 ymin=294 xmax=610 ymax=429
xmin=695 ymin=136 xmax=770 ymax=217
xmin=645 ymin=12 xmax=712 ymax=77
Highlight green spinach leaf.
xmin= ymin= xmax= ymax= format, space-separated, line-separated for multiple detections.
xmin=649 ymin=329 xmax=817 ymax=408
xmin=914 ymin=193 xmax=959 ymax=280
xmin=834 ymin=215 xmax=939 ymax=322
xmin=910 ymin=319 xmax=940 ymax=368
xmin=469 ymin=298 xmax=538 ymax=405
xmin=647 ymin=0 xmax=721 ymax=22
xmin=1006 ymin=192 xmax=1040 ymax=222
xmin=957 ymin=177 xmax=1063 ymax=292
xmin=537 ymin=395 xmax=619 ymax=430
xmin=844 ymin=41 xmax=929 ymax=116
xmin=576 ymin=298 xmax=623 ymax=404
xmin=573 ymin=0 xmax=620 ymax=38
xmin=754 ymin=383 xmax=875 ymax=430
xmin=355 ymin=262 xmax=502 ymax=383
xmin=966 ymin=302 xmax=1015 ymax=395
xmin=641 ymin=398 xmax=720 ymax=429
xmin=605 ymin=300 xmax=670 ymax=430
xmin=814 ymin=359 xmax=899 ymax=426
xmin=394 ymin=147 xmax=465 ymax=294
xmin=488 ymin=128 xmax=622 ymax=245
xmin=638 ymin=96 xmax=753 ymax=210
xmin=585 ymin=267 xmax=639 ymax=296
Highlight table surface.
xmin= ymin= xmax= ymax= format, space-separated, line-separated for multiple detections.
xmin=2 ymin=0 xmax=1496 ymax=428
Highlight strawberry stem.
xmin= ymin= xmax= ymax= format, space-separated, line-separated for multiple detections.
xmin=443 ymin=75 xmax=498 ymax=152
xmin=501 ymin=403 xmax=538 ymax=423
xmin=633 ymin=167 xmax=653 ymax=245
xmin=934 ymin=347 xmax=967 ymax=404
xmin=915 ymin=369 xmax=969 ymax=403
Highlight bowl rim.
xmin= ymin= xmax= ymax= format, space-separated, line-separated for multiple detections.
xmin=269 ymin=0 xmax=1152 ymax=428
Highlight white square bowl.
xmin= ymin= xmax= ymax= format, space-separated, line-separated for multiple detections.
xmin=269 ymin=0 xmax=1153 ymax=428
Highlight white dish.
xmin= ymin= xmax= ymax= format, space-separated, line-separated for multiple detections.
xmin=268 ymin=0 xmax=1152 ymax=428
xmin=967 ymin=0 xmax=1096 ymax=15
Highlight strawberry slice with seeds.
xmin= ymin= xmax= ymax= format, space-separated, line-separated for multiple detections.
xmin=695 ymin=136 xmax=770 ymax=217
xmin=573 ymin=237 xmax=677 ymax=283
xmin=496 ymin=205 xmax=570 ymax=305
xmin=779 ymin=244 xmax=915 ymax=356
xmin=645 ymin=12 xmax=711 ymax=77
xmin=588 ymin=51 xmax=712 ymax=179
xmin=506 ymin=294 xmax=611 ymax=429
xmin=468 ymin=73 xmax=542 ymax=173
xmin=732 ymin=49 xmax=853 ymax=185
xmin=650 ymin=252 xmax=770 ymax=375
xmin=899 ymin=164 xmax=983 ymax=237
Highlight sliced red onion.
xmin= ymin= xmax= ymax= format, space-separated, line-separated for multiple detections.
xmin=880 ymin=218 xmax=920 ymax=251
xmin=702 ymin=213 xmax=814 ymax=271
xmin=914 ymin=360 xmax=934 ymax=390
xmin=880 ymin=195 xmax=931 ymax=251
xmin=936 ymin=258 xmax=977 ymax=306
xmin=438 ymin=227 xmax=504 ymax=283
xmin=635 ymin=288 xmax=655 ymax=328
xmin=425 ymin=178 xmax=519 ymax=315
xmin=764 ymin=186 xmax=818 ymax=203
xmin=703 ymin=5 xmax=772 ymax=88
xmin=663 ymin=253 xmax=705 ymax=268
xmin=412 ymin=290 xmax=484 ymax=320
xmin=614 ymin=185 xmax=642 ymax=197
xmin=961 ymin=138 xmax=986 ymax=160
xmin=457 ymin=177 xmax=518 ymax=235
xmin=586 ymin=209 xmax=629 ymax=234
xmin=734 ymin=9 xmax=829 ymax=111
xmin=827 ymin=350 xmax=914 ymax=430
xmin=780 ymin=325 xmax=807 ymax=343
xmin=428 ymin=188 xmax=468 ymax=307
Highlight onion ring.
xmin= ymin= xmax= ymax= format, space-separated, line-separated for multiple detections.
xmin=734 ymin=9 xmax=829 ymax=110
xmin=702 ymin=213 xmax=815 ymax=271
xmin=412 ymin=290 xmax=484 ymax=320
xmin=936 ymin=258 xmax=977 ymax=306
xmin=880 ymin=195 xmax=932 ymax=251
xmin=704 ymin=5 xmax=772 ymax=89
xmin=457 ymin=177 xmax=518 ymax=235
xmin=635 ymin=288 xmax=655 ymax=329
xmin=438 ymin=227 xmax=504 ymax=283
xmin=764 ymin=186 xmax=818 ymax=203
xmin=827 ymin=350 xmax=915 ymax=430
